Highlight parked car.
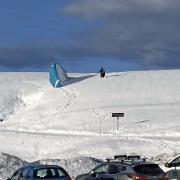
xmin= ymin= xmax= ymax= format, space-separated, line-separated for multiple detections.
xmin=7 ymin=164 xmax=71 ymax=180
xmin=165 ymin=155 xmax=180 ymax=179
xmin=76 ymin=155 xmax=168 ymax=180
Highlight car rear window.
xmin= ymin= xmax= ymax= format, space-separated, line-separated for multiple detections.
xmin=133 ymin=164 xmax=164 ymax=175
xmin=33 ymin=167 xmax=67 ymax=179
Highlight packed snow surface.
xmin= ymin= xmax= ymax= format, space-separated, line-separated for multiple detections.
xmin=0 ymin=70 xmax=180 ymax=178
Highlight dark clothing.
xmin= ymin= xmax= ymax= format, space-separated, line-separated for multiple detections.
xmin=99 ymin=68 xmax=105 ymax=78
xmin=100 ymin=72 xmax=105 ymax=78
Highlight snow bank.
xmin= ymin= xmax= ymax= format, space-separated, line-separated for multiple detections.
xmin=0 ymin=153 xmax=26 ymax=180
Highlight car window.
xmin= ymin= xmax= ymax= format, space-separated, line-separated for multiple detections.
xmin=33 ymin=168 xmax=51 ymax=178
xmin=133 ymin=164 xmax=164 ymax=175
xmin=33 ymin=167 xmax=67 ymax=179
xmin=171 ymin=156 xmax=180 ymax=165
xmin=94 ymin=164 xmax=109 ymax=174
xmin=56 ymin=168 xmax=66 ymax=177
xmin=108 ymin=164 xmax=126 ymax=174
xmin=20 ymin=167 xmax=30 ymax=179
xmin=108 ymin=165 xmax=120 ymax=174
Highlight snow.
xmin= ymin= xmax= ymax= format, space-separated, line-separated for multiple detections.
xmin=0 ymin=70 xmax=180 ymax=179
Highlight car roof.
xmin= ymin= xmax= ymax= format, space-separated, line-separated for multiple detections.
xmin=21 ymin=164 xmax=62 ymax=169
xmin=103 ymin=159 xmax=157 ymax=168
xmin=104 ymin=155 xmax=157 ymax=167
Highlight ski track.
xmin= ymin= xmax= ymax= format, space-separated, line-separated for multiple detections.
xmin=60 ymin=87 xmax=78 ymax=112
xmin=20 ymin=81 xmax=43 ymax=89
xmin=1 ymin=126 xmax=180 ymax=143
xmin=1 ymin=127 xmax=180 ymax=157
xmin=69 ymin=101 xmax=180 ymax=113
xmin=137 ymin=137 xmax=178 ymax=154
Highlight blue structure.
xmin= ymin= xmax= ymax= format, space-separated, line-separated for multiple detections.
xmin=49 ymin=63 xmax=62 ymax=88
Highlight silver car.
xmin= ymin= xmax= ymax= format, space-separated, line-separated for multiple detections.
xmin=76 ymin=155 xmax=168 ymax=180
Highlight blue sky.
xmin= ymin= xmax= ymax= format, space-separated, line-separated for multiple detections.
xmin=0 ymin=0 xmax=180 ymax=72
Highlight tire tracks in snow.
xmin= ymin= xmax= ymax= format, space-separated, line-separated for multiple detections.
xmin=136 ymin=136 xmax=180 ymax=154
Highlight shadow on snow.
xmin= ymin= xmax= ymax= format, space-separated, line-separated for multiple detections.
xmin=62 ymin=75 xmax=95 ymax=86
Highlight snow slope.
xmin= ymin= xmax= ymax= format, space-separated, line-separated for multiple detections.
xmin=0 ymin=70 xmax=180 ymax=164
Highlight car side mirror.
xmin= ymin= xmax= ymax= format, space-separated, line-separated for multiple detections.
xmin=90 ymin=171 xmax=97 ymax=177
xmin=165 ymin=162 xmax=170 ymax=168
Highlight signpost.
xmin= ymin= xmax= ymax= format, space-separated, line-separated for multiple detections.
xmin=112 ymin=113 xmax=124 ymax=134
xmin=112 ymin=113 xmax=124 ymax=117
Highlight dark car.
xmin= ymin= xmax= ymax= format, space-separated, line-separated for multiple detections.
xmin=7 ymin=164 xmax=71 ymax=180
xmin=165 ymin=155 xmax=180 ymax=168
xmin=76 ymin=155 xmax=168 ymax=180
xmin=165 ymin=155 xmax=180 ymax=179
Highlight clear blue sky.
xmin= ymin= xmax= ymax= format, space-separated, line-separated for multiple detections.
xmin=0 ymin=0 xmax=179 ymax=72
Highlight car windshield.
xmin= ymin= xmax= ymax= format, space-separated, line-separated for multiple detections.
xmin=170 ymin=156 xmax=180 ymax=166
xmin=133 ymin=164 xmax=164 ymax=175
xmin=33 ymin=167 xmax=67 ymax=179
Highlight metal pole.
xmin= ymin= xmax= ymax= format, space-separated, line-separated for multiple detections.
xmin=175 ymin=167 xmax=177 ymax=178
xmin=17 ymin=118 xmax=19 ymax=135
xmin=100 ymin=117 xmax=102 ymax=136
xmin=117 ymin=117 xmax=119 ymax=134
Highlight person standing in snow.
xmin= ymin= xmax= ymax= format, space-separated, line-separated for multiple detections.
xmin=99 ymin=67 xmax=105 ymax=78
